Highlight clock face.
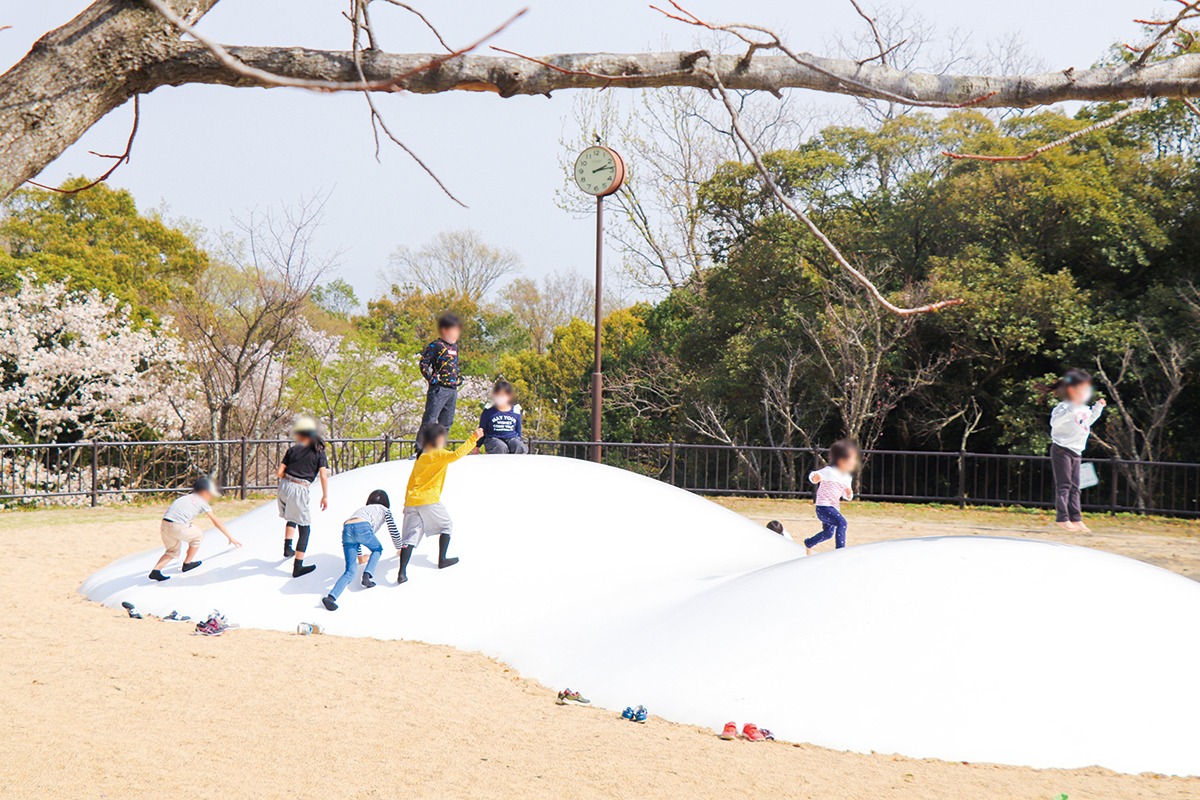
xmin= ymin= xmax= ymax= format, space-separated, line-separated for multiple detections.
xmin=574 ymin=146 xmax=625 ymax=196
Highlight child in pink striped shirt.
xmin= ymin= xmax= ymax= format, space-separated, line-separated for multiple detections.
xmin=805 ymin=440 xmax=860 ymax=555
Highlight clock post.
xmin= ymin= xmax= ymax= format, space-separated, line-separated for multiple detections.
xmin=591 ymin=192 xmax=604 ymax=464
xmin=572 ymin=144 xmax=626 ymax=464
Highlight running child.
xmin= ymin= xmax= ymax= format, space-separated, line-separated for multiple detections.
xmin=277 ymin=415 xmax=330 ymax=578
xmin=321 ymin=489 xmax=397 ymax=611
xmin=1046 ymin=368 xmax=1106 ymax=532
xmin=149 ymin=476 xmax=241 ymax=581
xmin=805 ymin=440 xmax=860 ymax=555
xmin=419 ymin=313 xmax=464 ymax=435
xmin=479 ymin=379 xmax=527 ymax=455
xmin=392 ymin=421 xmax=483 ymax=584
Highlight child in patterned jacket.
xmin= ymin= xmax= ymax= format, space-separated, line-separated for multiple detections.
xmin=418 ymin=313 xmax=464 ymax=436
xmin=805 ymin=440 xmax=861 ymax=555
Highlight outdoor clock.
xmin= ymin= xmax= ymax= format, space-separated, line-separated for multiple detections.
xmin=573 ymin=145 xmax=626 ymax=196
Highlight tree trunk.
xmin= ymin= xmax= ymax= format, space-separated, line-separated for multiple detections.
xmin=0 ymin=1 xmax=220 ymax=197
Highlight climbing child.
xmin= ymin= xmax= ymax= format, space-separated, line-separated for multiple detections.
xmin=278 ymin=415 xmax=330 ymax=578
xmin=321 ymin=489 xmax=397 ymax=611
xmin=393 ymin=421 xmax=483 ymax=584
xmin=1046 ymin=368 xmax=1106 ymax=532
xmin=479 ymin=379 xmax=527 ymax=454
xmin=766 ymin=519 xmax=795 ymax=542
xmin=805 ymin=439 xmax=860 ymax=555
xmin=150 ymin=476 xmax=241 ymax=581
xmin=419 ymin=313 xmax=464 ymax=436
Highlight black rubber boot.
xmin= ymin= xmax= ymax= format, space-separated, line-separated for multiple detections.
xmin=321 ymin=595 xmax=338 ymax=611
xmin=284 ymin=540 xmax=295 ymax=558
xmin=438 ymin=534 xmax=458 ymax=569
xmin=397 ymin=546 xmax=412 ymax=584
xmin=148 ymin=570 xmax=170 ymax=582
xmin=293 ymin=560 xmax=316 ymax=578
xmin=361 ymin=571 xmax=376 ymax=589
xmin=181 ymin=561 xmax=202 ymax=572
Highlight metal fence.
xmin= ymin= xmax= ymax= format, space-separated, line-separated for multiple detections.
xmin=1 ymin=436 xmax=1198 ymax=517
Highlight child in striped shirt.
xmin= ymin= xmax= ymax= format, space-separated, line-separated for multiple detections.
xmin=805 ymin=440 xmax=860 ymax=555
xmin=321 ymin=489 xmax=399 ymax=611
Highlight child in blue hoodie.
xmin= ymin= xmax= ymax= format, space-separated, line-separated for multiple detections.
xmin=479 ymin=380 xmax=527 ymax=455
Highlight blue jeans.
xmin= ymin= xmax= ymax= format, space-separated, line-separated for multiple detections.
xmin=805 ymin=505 xmax=848 ymax=550
xmin=330 ymin=521 xmax=382 ymax=599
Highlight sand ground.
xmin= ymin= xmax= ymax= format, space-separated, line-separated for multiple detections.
xmin=1 ymin=498 xmax=1198 ymax=799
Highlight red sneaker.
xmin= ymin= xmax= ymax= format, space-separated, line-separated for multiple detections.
xmin=742 ymin=723 xmax=766 ymax=742
xmin=719 ymin=722 xmax=738 ymax=740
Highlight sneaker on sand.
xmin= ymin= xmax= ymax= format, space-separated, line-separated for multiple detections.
xmin=719 ymin=722 xmax=739 ymax=740
xmin=633 ymin=706 xmax=649 ymax=724
xmin=210 ymin=610 xmax=238 ymax=629
xmin=621 ymin=707 xmax=636 ymax=721
xmin=194 ymin=618 xmax=226 ymax=637
xmin=296 ymin=622 xmax=323 ymax=635
xmin=760 ymin=728 xmax=776 ymax=741
xmin=555 ymin=689 xmax=591 ymax=706
xmin=741 ymin=723 xmax=765 ymax=742
xmin=121 ymin=601 xmax=143 ymax=619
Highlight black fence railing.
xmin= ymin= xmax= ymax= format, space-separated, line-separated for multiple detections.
xmin=1 ymin=437 xmax=1198 ymax=517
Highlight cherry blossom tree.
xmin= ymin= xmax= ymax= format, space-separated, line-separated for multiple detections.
xmin=0 ymin=274 xmax=199 ymax=444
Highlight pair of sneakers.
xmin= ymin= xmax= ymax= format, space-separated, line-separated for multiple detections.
xmin=720 ymin=722 xmax=771 ymax=742
xmin=621 ymin=705 xmax=649 ymax=724
xmin=194 ymin=610 xmax=235 ymax=637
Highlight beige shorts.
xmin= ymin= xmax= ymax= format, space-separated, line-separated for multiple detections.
xmin=160 ymin=520 xmax=204 ymax=557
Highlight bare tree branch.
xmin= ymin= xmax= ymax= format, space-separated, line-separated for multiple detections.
xmin=347 ymin=0 xmax=466 ymax=206
xmin=700 ymin=62 xmax=963 ymax=316
xmin=1131 ymin=1 xmax=1200 ymax=66
xmin=12 ymin=1 xmax=1200 ymax=202
xmin=942 ymin=103 xmax=1148 ymax=162
xmin=26 ymin=96 xmax=140 ymax=194
xmin=652 ymin=1 xmax=997 ymax=108
xmin=846 ymin=0 xmax=897 ymax=66
xmin=143 ymin=0 xmax=526 ymax=92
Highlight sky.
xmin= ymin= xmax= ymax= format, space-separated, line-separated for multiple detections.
xmin=1 ymin=1 xmax=1145 ymax=304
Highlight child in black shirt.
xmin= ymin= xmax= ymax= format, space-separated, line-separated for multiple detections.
xmin=419 ymin=313 xmax=463 ymax=433
xmin=277 ymin=416 xmax=330 ymax=577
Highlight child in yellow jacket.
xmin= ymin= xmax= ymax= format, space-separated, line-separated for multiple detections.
xmin=392 ymin=421 xmax=483 ymax=584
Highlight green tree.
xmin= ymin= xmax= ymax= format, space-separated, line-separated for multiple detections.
xmin=0 ymin=181 xmax=207 ymax=315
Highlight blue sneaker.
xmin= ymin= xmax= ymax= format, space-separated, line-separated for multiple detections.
xmin=633 ymin=705 xmax=648 ymax=724
xmin=621 ymin=707 xmax=636 ymax=721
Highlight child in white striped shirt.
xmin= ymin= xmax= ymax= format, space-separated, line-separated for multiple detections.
xmin=805 ymin=440 xmax=860 ymax=555
xmin=321 ymin=489 xmax=400 ymax=611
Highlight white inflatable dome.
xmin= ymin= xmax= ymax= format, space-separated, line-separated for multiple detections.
xmin=81 ymin=455 xmax=1200 ymax=775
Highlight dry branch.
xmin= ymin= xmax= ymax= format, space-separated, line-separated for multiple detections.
xmin=1132 ymin=1 xmax=1200 ymax=66
xmin=942 ymin=103 xmax=1148 ymax=162
xmin=700 ymin=63 xmax=962 ymax=316
xmin=26 ymin=97 xmax=139 ymax=194
xmin=651 ymin=1 xmax=997 ymax=108
xmin=144 ymin=0 xmax=526 ymax=92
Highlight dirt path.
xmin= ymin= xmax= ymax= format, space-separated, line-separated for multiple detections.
xmin=0 ymin=501 xmax=1196 ymax=799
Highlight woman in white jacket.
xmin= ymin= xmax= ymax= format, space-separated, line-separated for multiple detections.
xmin=1046 ymin=368 xmax=1106 ymax=532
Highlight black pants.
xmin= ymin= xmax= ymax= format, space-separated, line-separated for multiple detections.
xmin=421 ymin=385 xmax=457 ymax=429
xmin=1051 ymin=443 xmax=1082 ymax=523
xmin=481 ymin=436 xmax=527 ymax=455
